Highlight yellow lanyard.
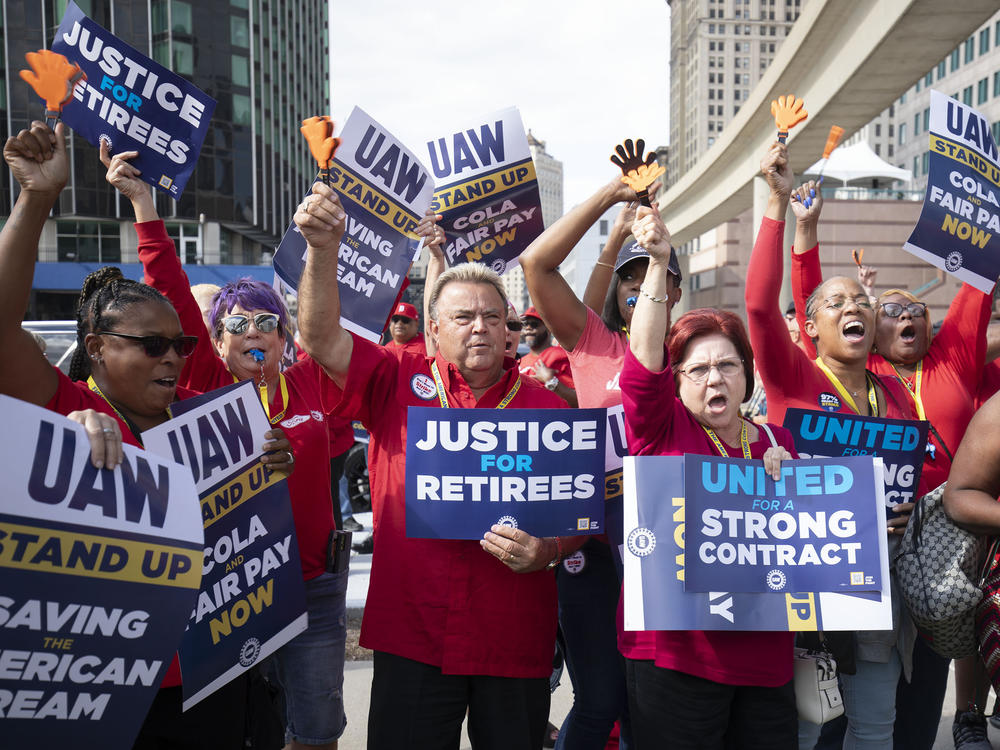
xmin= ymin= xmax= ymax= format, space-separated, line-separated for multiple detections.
xmin=703 ymin=420 xmax=752 ymax=459
xmin=87 ymin=376 xmax=173 ymax=446
xmin=814 ymin=358 xmax=879 ymax=417
xmin=891 ymin=360 xmax=925 ymax=421
xmin=430 ymin=360 xmax=521 ymax=409
xmin=233 ymin=371 xmax=289 ymax=425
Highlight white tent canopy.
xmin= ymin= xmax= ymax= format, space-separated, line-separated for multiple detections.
xmin=804 ymin=141 xmax=913 ymax=185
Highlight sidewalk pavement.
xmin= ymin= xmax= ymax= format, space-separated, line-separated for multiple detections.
xmin=340 ymin=514 xmax=989 ymax=749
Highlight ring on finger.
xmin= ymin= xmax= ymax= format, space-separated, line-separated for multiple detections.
xmin=102 ymin=427 xmax=114 ymax=435
xmin=286 ymin=451 xmax=295 ymax=465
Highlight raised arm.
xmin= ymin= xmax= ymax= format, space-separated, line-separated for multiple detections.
xmin=789 ymin=180 xmax=824 ymax=359
xmin=0 ymin=122 xmax=66 ymax=405
xmin=932 ymin=281 xmax=993 ymax=386
xmin=943 ymin=392 xmax=1000 ymax=534
xmin=102 ymin=144 xmax=221 ymax=388
xmin=581 ymin=201 xmax=637 ymax=312
xmin=417 ymin=209 xmax=445 ymax=356
xmin=627 ymin=206 xmax=675 ymax=372
xmin=296 ymin=182 xmax=352 ymax=386
xmin=519 ymin=178 xmax=636 ymax=351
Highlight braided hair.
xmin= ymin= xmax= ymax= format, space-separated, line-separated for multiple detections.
xmin=67 ymin=267 xmax=173 ymax=381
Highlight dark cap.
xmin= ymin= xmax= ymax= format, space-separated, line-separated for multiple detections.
xmin=613 ymin=240 xmax=682 ymax=281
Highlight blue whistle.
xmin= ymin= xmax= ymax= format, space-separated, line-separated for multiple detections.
xmin=249 ymin=348 xmax=265 ymax=363
xmin=926 ymin=442 xmax=936 ymax=460
xmin=626 ymin=296 xmax=638 ymax=308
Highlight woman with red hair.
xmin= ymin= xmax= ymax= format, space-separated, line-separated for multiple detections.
xmin=620 ymin=204 xmax=798 ymax=747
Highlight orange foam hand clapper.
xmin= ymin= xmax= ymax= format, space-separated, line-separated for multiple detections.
xmin=770 ymin=95 xmax=807 ymax=143
xmin=822 ymin=125 xmax=844 ymax=160
xmin=852 ymin=248 xmax=864 ymax=268
xmin=609 ymin=138 xmax=665 ymax=207
xmin=20 ymin=50 xmax=85 ymax=123
xmin=300 ymin=116 xmax=341 ymax=184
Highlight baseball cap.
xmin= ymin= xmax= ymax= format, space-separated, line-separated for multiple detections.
xmin=392 ymin=302 xmax=418 ymax=320
xmin=521 ymin=306 xmax=543 ymax=321
xmin=613 ymin=240 xmax=682 ymax=282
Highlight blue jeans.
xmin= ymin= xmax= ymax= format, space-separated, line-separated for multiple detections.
xmin=555 ymin=539 xmax=631 ymax=750
xmin=338 ymin=474 xmax=355 ymax=522
xmin=264 ymin=570 xmax=349 ymax=744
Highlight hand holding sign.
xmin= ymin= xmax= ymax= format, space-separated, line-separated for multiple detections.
xmin=610 ymin=138 xmax=664 ymax=207
xmin=3 ymin=120 xmax=67 ymax=196
xmin=300 ymin=116 xmax=341 ymax=186
xmin=481 ymin=524 xmax=555 ymax=573
xmin=19 ymin=49 xmax=85 ymax=126
xmin=771 ymin=95 xmax=808 ymax=143
xmin=415 ymin=209 xmax=446 ymax=259
xmin=101 ymin=143 xmax=149 ymax=204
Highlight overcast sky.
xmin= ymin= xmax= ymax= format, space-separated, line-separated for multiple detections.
xmin=330 ymin=0 xmax=671 ymax=209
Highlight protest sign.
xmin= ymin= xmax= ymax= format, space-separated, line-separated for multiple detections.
xmin=405 ymin=406 xmax=606 ymax=539
xmin=273 ymin=107 xmax=433 ymax=342
xmin=683 ymin=455 xmax=883 ymax=594
xmin=622 ymin=455 xmax=892 ymax=632
xmin=51 ymin=1 xmax=215 ymax=198
xmin=782 ymin=408 xmax=928 ymax=517
xmin=428 ymin=107 xmax=544 ymax=275
xmin=604 ymin=404 xmax=628 ymax=576
xmin=141 ymin=381 xmax=306 ymax=710
xmin=0 ymin=396 xmax=201 ymax=748
xmin=903 ymin=90 xmax=1000 ymax=292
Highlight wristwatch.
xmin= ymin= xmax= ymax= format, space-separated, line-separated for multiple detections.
xmin=544 ymin=376 xmax=559 ymax=391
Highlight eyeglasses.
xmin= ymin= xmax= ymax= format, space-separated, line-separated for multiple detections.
xmin=880 ymin=301 xmax=926 ymax=318
xmin=679 ymin=358 xmax=744 ymax=383
xmin=221 ymin=313 xmax=281 ymax=335
xmin=390 ymin=315 xmax=414 ymax=324
xmin=506 ymin=320 xmax=523 ymax=332
xmin=97 ymin=331 xmax=198 ymax=358
xmin=820 ymin=295 xmax=873 ymax=311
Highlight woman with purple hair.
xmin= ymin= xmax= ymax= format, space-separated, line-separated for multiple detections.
xmin=103 ymin=145 xmax=347 ymax=750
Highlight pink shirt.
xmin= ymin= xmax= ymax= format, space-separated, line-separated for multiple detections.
xmin=566 ymin=308 xmax=628 ymax=408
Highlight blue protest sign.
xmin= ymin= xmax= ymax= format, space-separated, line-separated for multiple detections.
xmin=405 ymin=406 xmax=606 ymax=539
xmin=604 ymin=404 xmax=628 ymax=579
xmin=51 ymin=1 xmax=215 ymax=198
xmin=0 ymin=396 xmax=202 ymax=749
xmin=683 ymin=455 xmax=883 ymax=594
xmin=622 ymin=455 xmax=892 ymax=632
xmin=272 ymin=107 xmax=433 ymax=342
xmin=141 ymin=381 xmax=306 ymax=710
xmin=427 ymin=108 xmax=545 ymax=275
xmin=782 ymin=408 xmax=928 ymax=517
xmin=903 ymin=90 xmax=1000 ymax=292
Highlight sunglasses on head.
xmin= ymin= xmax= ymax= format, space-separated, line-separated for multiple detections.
xmin=221 ymin=313 xmax=281 ymax=335
xmin=98 ymin=331 xmax=198 ymax=358
xmin=880 ymin=301 xmax=926 ymax=318
xmin=506 ymin=320 xmax=523 ymax=332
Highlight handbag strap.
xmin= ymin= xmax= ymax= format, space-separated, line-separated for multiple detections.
xmin=759 ymin=422 xmax=778 ymax=448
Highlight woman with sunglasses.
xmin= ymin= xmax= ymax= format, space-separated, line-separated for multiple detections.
xmin=786 ymin=181 xmax=993 ymax=750
xmin=2 ymin=124 xmax=294 ymax=748
xmin=103 ymin=146 xmax=347 ymax=750
xmin=746 ymin=141 xmax=920 ymax=750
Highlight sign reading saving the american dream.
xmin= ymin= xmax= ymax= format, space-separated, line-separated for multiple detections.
xmin=405 ymin=407 xmax=607 ymax=539
xmin=903 ymin=90 xmax=1000 ymax=292
xmin=782 ymin=408 xmax=928 ymax=520
xmin=142 ymin=381 xmax=306 ymax=710
xmin=51 ymin=2 xmax=215 ymax=198
xmin=273 ymin=107 xmax=433 ymax=342
xmin=428 ymin=107 xmax=544 ymax=275
xmin=0 ymin=396 xmax=201 ymax=748
xmin=683 ymin=455 xmax=883 ymax=594
xmin=622 ymin=455 xmax=892 ymax=632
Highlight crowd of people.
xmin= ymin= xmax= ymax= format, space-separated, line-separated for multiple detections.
xmin=6 ymin=116 xmax=1000 ymax=750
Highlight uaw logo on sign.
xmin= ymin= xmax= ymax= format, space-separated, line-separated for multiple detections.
xmin=766 ymin=569 xmax=787 ymax=591
xmin=411 ymin=374 xmax=437 ymax=400
xmin=945 ymin=251 xmax=963 ymax=271
xmin=627 ymin=527 xmax=656 ymax=557
xmin=818 ymin=392 xmax=841 ymax=412
xmin=239 ymin=637 xmax=261 ymax=667
xmin=497 ymin=514 xmax=518 ymax=529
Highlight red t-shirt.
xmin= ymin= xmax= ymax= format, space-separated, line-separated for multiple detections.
xmin=384 ymin=335 xmax=427 ymax=357
xmin=328 ymin=334 xmax=562 ymax=677
xmin=791 ymin=245 xmax=991 ymax=489
xmin=745 ymin=218 xmax=915 ymax=428
xmin=138 ymin=220 xmax=335 ymax=581
xmin=46 ymin=369 xmax=201 ymax=687
xmin=620 ymin=345 xmax=797 ymax=686
xmin=519 ymin=344 xmax=575 ymax=389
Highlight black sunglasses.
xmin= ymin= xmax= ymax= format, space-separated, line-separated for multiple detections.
xmin=222 ymin=313 xmax=281 ymax=335
xmin=98 ymin=331 xmax=198 ymax=358
xmin=391 ymin=315 xmax=414 ymax=324
xmin=880 ymin=301 xmax=926 ymax=318
xmin=506 ymin=320 xmax=523 ymax=332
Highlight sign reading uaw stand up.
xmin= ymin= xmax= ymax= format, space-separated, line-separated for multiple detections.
xmin=903 ymin=90 xmax=1000 ymax=292
xmin=427 ymin=108 xmax=545 ymax=275
xmin=51 ymin=1 xmax=215 ymax=198
xmin=0 ymin=397 xmax=202 ymax=749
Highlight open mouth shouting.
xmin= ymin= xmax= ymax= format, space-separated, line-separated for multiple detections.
xmin=898 ymin=323 xmax=916 ymax=344
xmin=842 ymin=319 xmax=866 ymax=343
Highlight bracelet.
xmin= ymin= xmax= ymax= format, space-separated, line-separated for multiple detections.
xmin=594 ymin=260 xmax=614 ymax=269
xmin=545 ymin=537 xmax=564 ymax=569
xmin=638 ymin=286 xmax=668 ymax=304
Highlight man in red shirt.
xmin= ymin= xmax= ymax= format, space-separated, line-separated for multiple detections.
xmin=383 ymin=301 xmax=427 ymax=357
xmin=519 ymin=306 xmax=577 ymax=407
xmin=294 ymin=184 xmax=567 ymax=750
